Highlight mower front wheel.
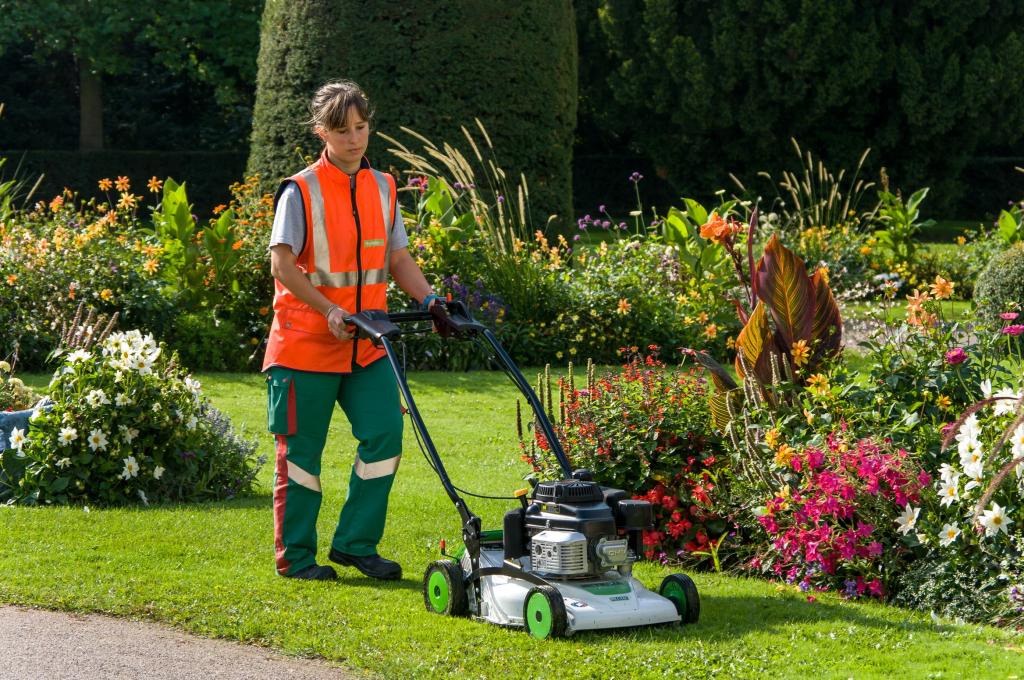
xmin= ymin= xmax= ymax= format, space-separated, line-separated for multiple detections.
xmin=423 ymin=560 xmax=468 ymax=616
xmin=660 ymin=573 xmax=700 ymax=624
xmin=523 ymin=585 xmax=568 ymax=639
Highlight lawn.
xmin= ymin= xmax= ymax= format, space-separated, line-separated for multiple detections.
xmin=3 ymin=370 xmax=1022 ymax=679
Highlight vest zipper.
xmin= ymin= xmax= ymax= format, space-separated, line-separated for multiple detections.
xmin=350 ymin=173 xmax=362 ymax=372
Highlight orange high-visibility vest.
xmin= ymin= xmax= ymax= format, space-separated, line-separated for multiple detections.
xmin=262 ymin=151 xmax=398 ymax=373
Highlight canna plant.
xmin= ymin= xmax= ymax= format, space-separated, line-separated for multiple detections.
xmin=687 ymin=209 xmax=843 ymax=432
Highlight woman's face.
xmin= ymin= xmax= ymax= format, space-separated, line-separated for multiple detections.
xmin=317 ymin=106 xmax=370 ymax=168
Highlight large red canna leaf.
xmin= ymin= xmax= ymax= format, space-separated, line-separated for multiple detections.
xmin=809 ymin=269 xmax=843 ymax=361
xmin=753 ymin=234 xmax=814 ymax=349
xmin=734 ymin=302 xmax=774 ymax=385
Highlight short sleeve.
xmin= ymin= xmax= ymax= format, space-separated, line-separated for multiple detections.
xmin=390 ymin=208 xmax=409 ymax=251
xmin=269 ymin=182 xmax=306 ymax=256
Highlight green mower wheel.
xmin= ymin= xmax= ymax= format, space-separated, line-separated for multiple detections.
xmin=660 ymin=573 xmax=700 ymax=624
xmin=423 ymin=560 xmax=468 ymax=616
xmin=523 ymin=585 xmax=567 ymax=639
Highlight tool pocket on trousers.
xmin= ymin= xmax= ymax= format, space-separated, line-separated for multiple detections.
xmin=267 ymin=372 xmax=297 ymax=435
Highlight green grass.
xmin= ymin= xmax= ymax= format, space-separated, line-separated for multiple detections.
xmin=4 ymin=371 xmax=1022 ymax=679
xmin=841 ymin=298 xmax=971 ymax=324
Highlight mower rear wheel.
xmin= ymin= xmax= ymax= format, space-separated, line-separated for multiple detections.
xmin=523 ymin=585 xmax=567 ymax=639
xmin=660 ymin=573 xmax=700 ymax=624
xmin=423 ymin=560 xmax=468 ymax=616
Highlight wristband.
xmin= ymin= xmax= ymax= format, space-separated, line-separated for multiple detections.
xmin=324 ymin=304 xmax=341 ymax=319
xmin=420 ymin=293 xmax=443 ymax=311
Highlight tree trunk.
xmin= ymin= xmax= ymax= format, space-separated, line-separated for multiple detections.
xmin=79 ymin=61 xmax=103 ymax=151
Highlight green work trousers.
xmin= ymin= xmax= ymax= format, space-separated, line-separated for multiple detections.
xmin=266 ymin=358 xmax=403 ymax=575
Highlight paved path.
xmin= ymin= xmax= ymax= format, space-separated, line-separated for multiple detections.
xmin=1 ymin=605 xmax=358 ymax=679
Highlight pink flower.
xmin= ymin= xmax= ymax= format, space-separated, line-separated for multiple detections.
xmin=806 ymin=595 xmax=817 ymax=603
xmin=1000 ymin=312 xmax=1020 ymax=321
xmin=1002 ymin=324 xmax=1024 ymax=337
xmin=866 ymin=542 xmax=883 ymax=557
xmin=944 ymin=347 xmax=967 ymax=364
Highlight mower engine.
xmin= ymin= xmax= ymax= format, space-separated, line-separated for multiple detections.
xmin=504 ymin=478 xmax=653 ymax=579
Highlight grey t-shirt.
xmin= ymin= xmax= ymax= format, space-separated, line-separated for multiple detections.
xmin=269 ymin=181 xmax=410 ymax=256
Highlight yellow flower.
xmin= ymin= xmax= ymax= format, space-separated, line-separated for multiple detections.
xmin=806 ymin=373 xmax=830 ymax=396
xmin=726 ymin=336 xmax=736 ymax=350
xmin=143 ymin=258 xmax=160 ymax=274
xmin=956 ymin=235 xmax=966 ymax=246
xmin=147 ymin=176 xmax=163 ymax=193
xmin=98 ymin=178 xmax=113 ymax=191
xmin=790 ymin=339 xmax=810 ymax=367
xmin=556 ymin=351 xmax=564 ymax=359
xmin=617 ymin=299 xmax=631 ymax=315
xmin=859 ymin=245 xmax=872 ymax=256
xmin=99 ymin=288 xmax=113 ymax=301
xmin=937 ymin=394 xmax=952 ymax=410
xmin=930 ymin=275 xmax=954 ymax=300
xmin=774 ymin=444 xmax=796 ymax=468
xmin=703 ymin=324 xmax=718 ymax=340
xmin=764 ymin=428 xmax=780 ymax=450
xmin=804 ymin=409 xmax=815 ymax=425
xmin=115 ymin=176 xmax=130 ymax=192
xmin=697 ymin=311 xmax=709 ymax=324
xmin=117 ymin=193 xmax=138 ymax=210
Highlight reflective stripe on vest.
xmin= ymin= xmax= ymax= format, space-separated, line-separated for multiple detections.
xmin=299 ymin=167 xmax=395 ymax=288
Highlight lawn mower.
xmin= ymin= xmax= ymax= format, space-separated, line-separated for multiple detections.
xmin=345 ymin=301 xmax=700 ymax=639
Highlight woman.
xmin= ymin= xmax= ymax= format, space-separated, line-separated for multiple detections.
xmin=264 ymin=80 xmax=441 ymax=581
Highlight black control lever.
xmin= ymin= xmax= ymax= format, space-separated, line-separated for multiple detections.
xmin=344 ymin=310 xmax=402 ymax=346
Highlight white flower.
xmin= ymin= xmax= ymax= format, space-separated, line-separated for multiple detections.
xmin=67 ymin=349 xmax=91 ymax=363
xmin=152 ymin=402 xmax=161 ymax=412
xmin=132 ymin=356 xmax=153 ymax=375
xmin=184 ymin=377 xmax=202 ymax=395
xmin=938 ymin=481 xmax=960 ymax=507
xmin=1011 ymin=423 xmax=1024 ymax=458
xmin=979 ymin=502 xmax=1013 ymax=537
xmin=137 ymin=489 xmax=148 ymax=506
xmin=8 ymin=427 xmax=27 ymax=450
xmin=993 ymin=388 xmax=1023 ymax=417
xmin=980 ymin=378 xmax=993 ymax=399
xmin=0 ymin=360 xmax=10 ymax=372
xmin=55 ymin=457 xmax=72 ymax=469
xmin=939 ymin=524 xmax=961 ymax=547
xmin=115 ymin=393 xmax=133 ymax=407
xmin=119 ymin=425 xmax=139 ymax=444
xmin=958 ymin=437 xmax=984 ymax=467
xmin=120 ymin=456 xmax=139 ymax=480
xmin=958 ymin=414 xmax=981 ymax=440
xmin=153 ymin=466 xmax=164 ymax=480
xmin=938 ymin=463 xmax=961 ymax=484
xmin=895 ymin=505 xmax=920 ymax=535
xmin=185 ymin=415 xmax=198 ymax=431
xmin=963 ymin=461 xmax=985 ymax=491
xmin=114 ymin=370 xmax=124 ymax=383
xmin=57 ymin=427 xmax=78 ymax=445
xmin=85 ymin=389 xmax=111 ymax=407
xmin=87 ymin=429 xmax=108 ymax=451
xmin=901 ymin=411 xmax=920 ymax=428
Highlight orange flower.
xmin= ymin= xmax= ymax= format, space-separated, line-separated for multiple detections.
xmin=117 ymin=193 xmax=137 ymax=210
xmin=616 ymin=298 xmax=631 ymax=315
xmin=212 ymin=204 xmax=227 ymax=215
xmin=147 ymin=176 xmax=163 ymax=193
xmin=49 ymin=196 xmax=64 ymax=212
xmin=68 ymin=283 xmax=77 ymax=300
xmin=232 ymin=240 xmax=244 ymax=250
xmin=98 ymin=178 xmax=113 ymax=191
xmin=937 ymin=394 xmax=952 ymax=410
xmin=703 ymin=324 xmax=718 ymax=340
xmin=259 ymin=306 xmax=270 ymax=316
xmin=764 ymin=428 xmax=780 ymax=450
xmin=6 ymin=274 xmax=17 ymax=285
xmin=790 ymin=339 xmax=810 ymax=367
xmin=143 ymin=258 xmax=159 ymax=274
xmin=115 ymin=176 xmax=130 ymax=192
xmin=774 ymin=443 xmax=796 ymax=468
xmin=905 ymin=288 xmax=930 ymax=313
xmin=930 ymin=275 xmax=954 ymax=300
xmin=806 ymin=373 xmax=830 ymax=396
xmin=699 ymin=212 xmax=737 ymax=245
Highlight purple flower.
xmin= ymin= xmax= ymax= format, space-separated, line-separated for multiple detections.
xmin=629 ymin=171 xmax=644 ymax=183
xmin=1002 ymin=325 xmax=1024 ymax=337
xmin=944 ymin=347 xmax=967 ymax=364
xmin=573 ymin=234 xmax=580 ymax=241
xmin=496 ymin=195 xmax=505 ymax=204
xmin=598 ymin=204 xmax=606 ymax=213
xmin=601 ymin=220 xmax=611 ymax=229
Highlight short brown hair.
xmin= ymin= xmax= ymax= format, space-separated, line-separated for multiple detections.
xmin=308 ymin=80 xmax=373 ymax=132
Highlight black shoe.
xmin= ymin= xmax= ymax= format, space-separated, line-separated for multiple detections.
xmin=329 ymin=548 xmax=402 ymax=580
xmin=286 ymin=564 xmax=337 ymax=581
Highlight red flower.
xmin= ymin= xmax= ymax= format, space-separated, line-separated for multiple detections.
xmin=944 ymin=347 xmax=967 ymax=364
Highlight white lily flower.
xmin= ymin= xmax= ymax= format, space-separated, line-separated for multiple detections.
xmin=938 ymin=481 xmax=960 ymax=507
xmin=9 ymin=427 xmax=27 ymax=450
xmin=895 ymin=505 xmax=920 ymax=535
xmin=87 ymin=429 xmax=108 ymax=452
xmin=57 ymin=427 xmax=78 ymax=445
xmin=939 ymin=524 xmax=961 ymax=547
xmin=120 ymin=456 xmax=139 ymax=479
xmin=979 ymin=502 xmax=1013 ymax=537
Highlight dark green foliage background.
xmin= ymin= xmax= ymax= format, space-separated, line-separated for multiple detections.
xmin=248 ymin=0 xmax=578 ymax=229
xmin=576 ymin=0 xmax=1024 ymax=217
xmin=974 ymin=242 xmax=1024 ymax=324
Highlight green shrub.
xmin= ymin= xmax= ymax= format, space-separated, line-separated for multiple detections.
xmin=166 ymin=311 xmax=248 ymax=372
xmin=0 ymin=329 xmax=263 ymax=506
xmin=975 ymin=243 xmax=1024 ymax=325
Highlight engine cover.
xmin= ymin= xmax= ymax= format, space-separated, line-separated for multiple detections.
xmin=530 ymin=530 xmax=588 ymax=576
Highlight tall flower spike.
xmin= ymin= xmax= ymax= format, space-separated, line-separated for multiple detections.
xmin=515 ymin=399 xmax=523 ymax=440
xmin=770 ymin=351 xmax=781 ymax=387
